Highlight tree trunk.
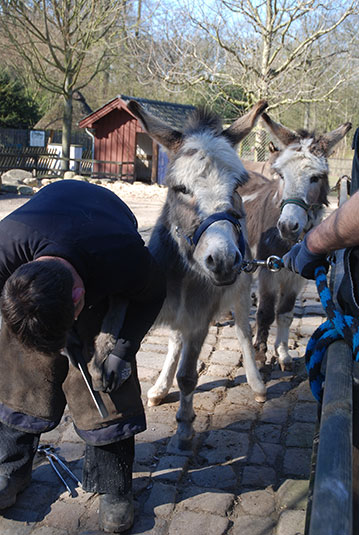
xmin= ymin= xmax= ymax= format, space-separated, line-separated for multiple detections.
xmin=304 ymin=102 xmax=311 ymax=130
xmin=61 ymin=80 xmax=73 ymax=172
xmin=135 ymin=0 xmax=142 ymax=38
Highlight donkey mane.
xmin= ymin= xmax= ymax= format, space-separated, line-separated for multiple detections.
xmin=295 ymin=128 xmax=316 ymax=139
xmin=282 ymin=128 xmax=336 ymax=160
xmin=183 ymin=107 xmax=223 ymax=136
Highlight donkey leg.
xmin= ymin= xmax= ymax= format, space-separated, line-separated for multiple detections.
xmin=275 ymin=286 xmax=301 ymax=371
xmin=175 ymin=332 xmax=208 ymax=450
xmin=274 ymin=309 xmax=294 ymax=371
xmin=147 ymin=330 xmax=182 ymax=407
xmin=233 ymin=275 xmax=266 ymax=402
xmin=254 ymin=271 xmax=277 ymax=366
xmin=90 ymin=296 xmax=128 ymax=390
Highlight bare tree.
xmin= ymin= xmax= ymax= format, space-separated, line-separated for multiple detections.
xmin=0 ymin=0 xmax=136 ymax=169
xmin=135 ymin=0 xmax=359 ymax=123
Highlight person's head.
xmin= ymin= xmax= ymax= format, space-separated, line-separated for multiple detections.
xmin=0 ymin=260 xmax=75 ymax=354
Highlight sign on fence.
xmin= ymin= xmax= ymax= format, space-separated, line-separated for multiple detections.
xmin=29 ymin=131 xmax=45 ymax=147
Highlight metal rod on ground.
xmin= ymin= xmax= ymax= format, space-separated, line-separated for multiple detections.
xmin=47 ymin=451 xmax=82 ymax=487
xmin=47 ymin=455 xmax=74 ymax=496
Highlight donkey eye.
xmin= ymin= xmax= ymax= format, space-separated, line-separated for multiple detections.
xmin=173 ymin=184 xmax=190 ymax=195
xmin=310 ymin=175 xmax=319 ymax=183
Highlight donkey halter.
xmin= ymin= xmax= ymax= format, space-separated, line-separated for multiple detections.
xmin=280 ymin=198 xmax=322 ymax=213
xmin=175 ymin=212 xmax=285 ymax=274
xmin=175 ymin=211 xmax=245 ymax=254
xmin=280 ymin=197 xmax=323 ymax=234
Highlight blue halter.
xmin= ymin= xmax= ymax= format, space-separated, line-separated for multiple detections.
xmin=176 ymin=211 xmax=245 ymax=257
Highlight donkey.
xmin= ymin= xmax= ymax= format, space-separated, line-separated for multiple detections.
xmin=127 ymin=99 xmax=268 ymax=449
xmin=240 ymin=113 xmax=352 ymax=370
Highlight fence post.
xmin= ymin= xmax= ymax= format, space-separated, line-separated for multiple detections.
xmin=308 ymin=340 xmax=353 ymax=535
xmin=353 ymin=362 xmax=359 ymax=531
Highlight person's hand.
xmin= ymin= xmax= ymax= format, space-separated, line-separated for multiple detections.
xmin=102 ymin=354 xmax=132 ymax=393
xmin=282 ymin=235 xmax=329 ymax=279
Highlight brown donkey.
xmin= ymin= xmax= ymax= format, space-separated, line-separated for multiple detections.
xmin=240 ymin=114 xmax=352 ymax=370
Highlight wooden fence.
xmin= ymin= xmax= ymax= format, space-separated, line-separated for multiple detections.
xmin=0 ymin=147 xmax=135 ymax=181
xmin=0 ymin=147 xmax=59 ymax=176
xmin=305 ymin=341 xmax=357 ymax=534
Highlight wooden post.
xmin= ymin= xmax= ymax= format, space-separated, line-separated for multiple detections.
xmin=352 ymin=361 xmax=359 ymax=532
xmin=308 ymin=340 xmax=353 ymax=535
xmin=304 ymin=420 xmax=320 ymax=535
xmin=151 ymin=141 xmax=158 ymax=185
xmin=339 ymin=175 xmax=350 ymax=206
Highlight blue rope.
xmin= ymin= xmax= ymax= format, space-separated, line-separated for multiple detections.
xmin=305 ymin=265 xmax=359 ymax=402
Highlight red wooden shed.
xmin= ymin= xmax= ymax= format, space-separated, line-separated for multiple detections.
xmin=78 ymin=95 xmax=195 ymax=183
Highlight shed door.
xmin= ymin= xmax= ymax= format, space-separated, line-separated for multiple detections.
xmin=135 ymin=133 xmax=152 ymax=182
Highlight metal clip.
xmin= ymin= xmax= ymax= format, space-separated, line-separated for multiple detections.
xmin=241 ymin=255 xmax=283 ymax=273
xmin=266 ymin=255 xmax=284 ymax=272
xmin=37 ymin=444 xmax=82 ymax=496
xmin=241 ymin=259 xmax=261 ymax=273
xmin=175 ymin=226 xmax=193 ymax=246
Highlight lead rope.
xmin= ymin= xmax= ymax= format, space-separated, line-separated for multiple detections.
xmin=305 ymin=265 xmax=359 ymax=402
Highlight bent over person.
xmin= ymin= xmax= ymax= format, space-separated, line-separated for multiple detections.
xmin=0 ymin=179 xmax=166 ymax=533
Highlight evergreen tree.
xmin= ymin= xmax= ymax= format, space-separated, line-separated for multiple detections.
xmin=0 ymin=71 xmax=40 ymax=128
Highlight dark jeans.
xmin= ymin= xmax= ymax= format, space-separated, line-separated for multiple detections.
xmin=0 ymin=421 xmax=134 ymax=496
xmin=0 ymin=422 xmax=39 ymax=478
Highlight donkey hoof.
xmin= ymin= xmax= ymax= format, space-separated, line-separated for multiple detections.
xmin=147 ymin=395 xmax=163 ymax=407
xmin=279 ymin=361 xmax=293 ymax=372
xmin=255 ymin=351 xmax=266 ymax=366
xmin=254 ymin=392 xmax=267 ymax=403
xmin=177 ymin=436 xmax=193 ymax=451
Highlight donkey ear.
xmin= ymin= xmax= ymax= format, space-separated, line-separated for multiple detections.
xmin=222 ymin=100 xmax=268 ymax=146
xmin=317 ymin=122 xmax=352 ymax=156
xmin=261 ymin=113 xmax=297 ymax=149
xmin=127 ymin=100 xmax=183 ymax=153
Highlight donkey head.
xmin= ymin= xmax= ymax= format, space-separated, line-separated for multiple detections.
xmin=261 ymin=113 xmax=352 ymax=242
xmin=128 ymin=99 xmax=268 ymax=285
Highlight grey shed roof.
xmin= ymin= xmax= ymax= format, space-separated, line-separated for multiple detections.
xmin=120 ymin=95 xmax=196 ymax=130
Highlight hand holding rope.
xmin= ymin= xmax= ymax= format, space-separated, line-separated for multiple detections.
xmin=305 ymin=265 xmax=359 ymax=402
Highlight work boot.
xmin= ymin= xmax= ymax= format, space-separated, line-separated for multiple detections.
xmin=99 ymin=492 xmax=134 ymax=533
xmin=0 ymin=472 xmax=32 ymax=509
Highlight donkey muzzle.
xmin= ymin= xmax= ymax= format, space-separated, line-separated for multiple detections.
xmin=205 ymin=249 xmax=243 ymax=286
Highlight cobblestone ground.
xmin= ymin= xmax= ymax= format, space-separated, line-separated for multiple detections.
xmin=0 ymin=187 xmax=329 ymax=535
